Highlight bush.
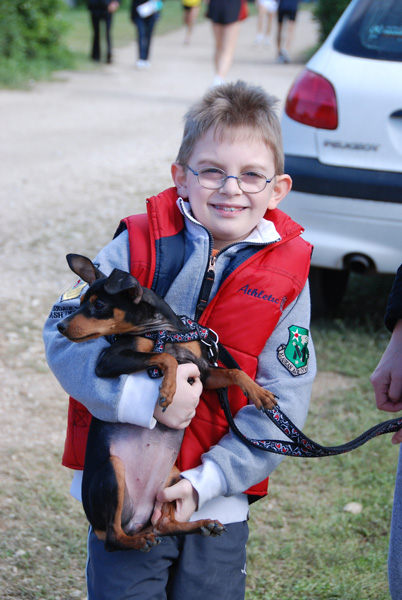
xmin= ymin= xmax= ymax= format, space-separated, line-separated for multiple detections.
xmin=314 ymin=0 xmax=351 ymax=42
xmin=0 ymin=0 xmax=74 ymax=86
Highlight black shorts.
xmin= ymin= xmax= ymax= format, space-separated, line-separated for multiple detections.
xmin=206 ymin=0 xmax=241 ymax=25
xmin=278 ymin=8 xmax=297 ymax=22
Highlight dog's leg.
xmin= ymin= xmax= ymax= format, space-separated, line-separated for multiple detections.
xmin=152 ymin=467 xmax=225 ymax=538
xmin=97 ymin=345 xmax=179 ymax=408
xmin=103 ymin=462 xmax=224 ymax=550
xmin=153 ymin=504 xmax=225 ymax=538
xmin=147 ymin=353 xmax=179 ymax=409
xmin=204 ymin=368 xmax=277 ymax=410
xmin=103 ymin=456 xmax=162 ymax=552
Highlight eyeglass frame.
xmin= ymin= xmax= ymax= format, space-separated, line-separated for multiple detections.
xmin=186 ymin=165 xmax=275 ymax=194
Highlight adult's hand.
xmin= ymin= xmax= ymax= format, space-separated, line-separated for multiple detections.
xmin=371 ymin=319 xmax=402 ymax=443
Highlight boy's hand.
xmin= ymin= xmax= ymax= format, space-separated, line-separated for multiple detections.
xmin=108 ymin=1 xmax=119 ymax=12
xmin=371 ymin=320 xmax=402 ymax=443
xmin=152 ymin=479 xmax=199 ymax=524
xmin=153 ymin=363 xmax=202 ymax=429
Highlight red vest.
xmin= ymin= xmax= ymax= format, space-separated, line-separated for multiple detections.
xmin=62 ymin=188 xmax=312 ymax=498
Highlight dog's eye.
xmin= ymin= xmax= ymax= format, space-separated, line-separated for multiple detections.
xmin=93 ymin=300 xmax=106 ymax=311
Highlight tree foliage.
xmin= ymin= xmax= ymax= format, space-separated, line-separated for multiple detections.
xmin=314 ymin=0 xmax=351 ymax=42
xmin=0 ymin=0 xmax=73 ymax=86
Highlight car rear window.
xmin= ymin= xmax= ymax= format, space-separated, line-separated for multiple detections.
xmin=334 ymin=0 xmax=402 ymax=61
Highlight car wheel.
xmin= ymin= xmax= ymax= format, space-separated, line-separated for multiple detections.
xmin=309 ymin=267 xmax=349 ymax=317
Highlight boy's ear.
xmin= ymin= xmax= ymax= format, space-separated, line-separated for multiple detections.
xmin=267 ymin=174 xmax=292 ymax=210
xmin=171 ymin=163 xmax=189 ymax=198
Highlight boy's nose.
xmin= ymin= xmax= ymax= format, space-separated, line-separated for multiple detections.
xmin=219 ymin=175 xmax=242 ymax=195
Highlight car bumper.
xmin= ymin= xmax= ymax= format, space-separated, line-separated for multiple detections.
xmin=284 ymin=156 xmax=402 ymax=203
xmin=281 ymin=156 xmax=402 ymax=274
xmin=280 ymin=190 xmax=402 ymax=274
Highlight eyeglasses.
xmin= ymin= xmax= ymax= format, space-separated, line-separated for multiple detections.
xmin=186 ymin=165 xmax=274 ymax=194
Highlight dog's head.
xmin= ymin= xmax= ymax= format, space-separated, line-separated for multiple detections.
xmin=57 ymin=254 xmax=175 ymax=342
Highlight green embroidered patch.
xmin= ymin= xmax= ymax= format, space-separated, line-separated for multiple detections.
xmin=277 ymin=325 xmax=309 ymax=376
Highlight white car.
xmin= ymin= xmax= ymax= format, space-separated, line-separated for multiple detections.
xmin=280 ymin=0 xmax=402 ymax=313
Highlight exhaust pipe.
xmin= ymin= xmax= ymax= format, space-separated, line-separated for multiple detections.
xmin=343 ymin=253 xmax=375 ymax=274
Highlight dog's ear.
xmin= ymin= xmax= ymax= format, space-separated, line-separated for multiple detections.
xmin=66 ymin=254 xmax=105 ymax=284
xmin=104 ymin=269 xmax=143 ymax=304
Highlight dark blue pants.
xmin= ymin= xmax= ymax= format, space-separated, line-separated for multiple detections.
xmin=86 ymin=521 xmax=249 ymax=599
xmin=133 ymin=14 xmax=159 ymax=60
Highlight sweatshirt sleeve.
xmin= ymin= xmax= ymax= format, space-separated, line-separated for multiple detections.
xmin=384 ymin=264 xmax=402 ymax=332
xmin=182 ymin=281 xmax=316 ymax=508
xmin=43 ymin=230 xmax=160 ymax=425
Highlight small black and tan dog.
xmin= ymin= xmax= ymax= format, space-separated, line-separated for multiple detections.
xmin=57 ymin=253 xmax=276 ymax=552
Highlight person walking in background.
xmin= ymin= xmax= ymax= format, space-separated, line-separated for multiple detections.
xmin=182 ymin=0 xmax=202 ymax=45
xmin=254 ymin=0 xmax=278 ymax=47
xmin=371 ymin=265 xmax=402 ymax=599
xmin=276 ymin=0 xmax=299 ymax=63
xmin=130 ymin=0 xmax=162 ymax=70
xmin=206 ymin=0 xmax=248 ymax=86
xmin=87 ymin=0 xmax=120 ymax=64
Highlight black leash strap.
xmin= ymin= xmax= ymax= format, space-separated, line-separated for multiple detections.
xmin=217 ymin=387 xmax=402 ymax=458
xmin=143 ymin=320 xmax=402 ymax=457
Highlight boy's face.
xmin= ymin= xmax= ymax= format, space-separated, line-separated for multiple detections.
xmin=172 ymin=127 xmax=292 ymax=250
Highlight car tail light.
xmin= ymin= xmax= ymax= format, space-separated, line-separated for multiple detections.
xmin=285 ymin=69 xmax=338 ymax=130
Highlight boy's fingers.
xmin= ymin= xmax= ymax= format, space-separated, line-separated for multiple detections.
xmin=151 ymin=501 xmax=163 ymax=525
xmin=157 ymin=482 xmax=182 ymax=503
xmin=178 ymin=363 xmax=201 ymax=379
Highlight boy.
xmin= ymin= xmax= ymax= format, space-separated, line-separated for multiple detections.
xmin=44 ymin=80 xmax=316 ymax=600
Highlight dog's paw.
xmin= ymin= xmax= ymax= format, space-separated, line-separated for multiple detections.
xmin=259 ymin=388 xmax=277 ymax=410
xmin=200 ymin=521 xmax=226 ymax=537
xmin=158 ymin=395 xmax=173 ymax=411
xmin=158 ymin=383 xmax=177 ymax=409
xmin=139 ymin=534 xmax=162 ymax=553
xmin=246 ymin=385 xmax=277 ymax=411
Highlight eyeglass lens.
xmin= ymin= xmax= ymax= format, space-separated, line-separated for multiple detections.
xmin=197 ymin=168 xmax=268 ymax=193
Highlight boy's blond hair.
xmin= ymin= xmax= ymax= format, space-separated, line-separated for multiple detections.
xmin=176 ymin=80 xmax=285 ymax=175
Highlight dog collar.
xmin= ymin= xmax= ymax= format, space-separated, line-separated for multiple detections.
xmin=144 ymin=316 xmax=219 ymax=366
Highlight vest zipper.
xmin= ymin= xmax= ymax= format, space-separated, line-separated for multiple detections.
xmin=195 ymin=252 xmax=216 ymax=322
xmin=195 ymin=236 xmax=284 ymax=322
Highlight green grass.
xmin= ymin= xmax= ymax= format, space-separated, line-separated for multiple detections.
xmin=0 ymin=456 xmax=88 ymax=599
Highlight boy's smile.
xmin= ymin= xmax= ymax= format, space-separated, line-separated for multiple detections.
xmin=172 ymin=127 xmax=291 ymax=250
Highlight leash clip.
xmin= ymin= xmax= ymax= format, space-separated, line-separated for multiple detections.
xmin=201 ymin=327 xmax=219 ymax=367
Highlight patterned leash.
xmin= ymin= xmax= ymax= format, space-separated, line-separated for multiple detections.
xmin=217 ymin=388 xmax=402 ymax=458
xmin=141 ymin=317 xmax=402 ymax=457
